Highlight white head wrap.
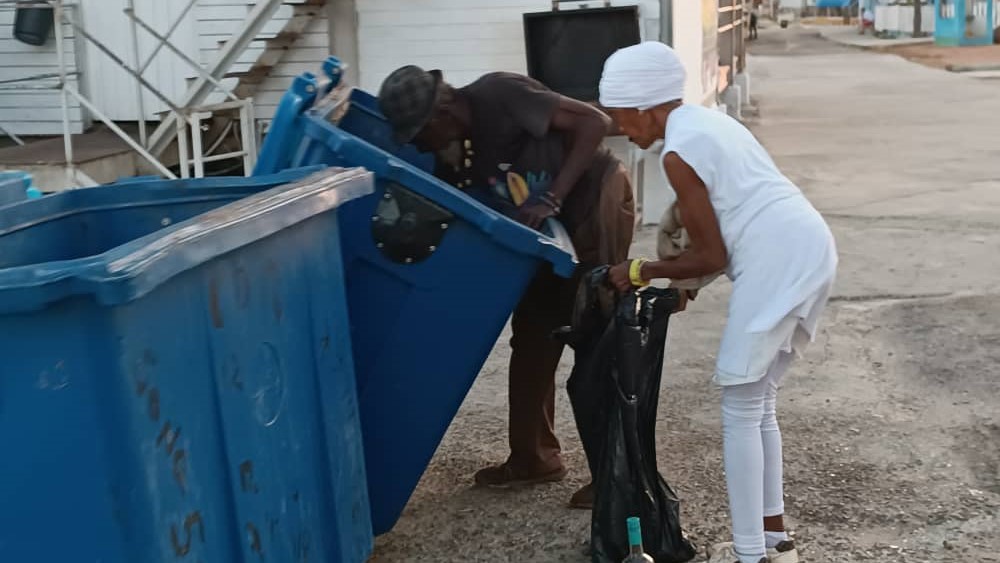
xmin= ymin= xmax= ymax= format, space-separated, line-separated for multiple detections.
xmin=599 ymin=41 xmax=686 ymax=110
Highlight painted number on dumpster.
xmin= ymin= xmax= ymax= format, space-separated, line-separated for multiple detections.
xmin=132 ymin=349 xmax=191 ymax=494
xmin=132 ymin=350 xmax=205 ymax=558
xmin=170 ymin=511 xmax=205 ymax=557
xmin=239 ymin=460 xmax=260 ymax=494
xmin=157 ymin=421 xmax=189 ymax=493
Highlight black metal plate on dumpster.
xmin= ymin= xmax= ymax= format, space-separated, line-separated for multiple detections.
xmin=523 ymin=6 xmax=640 ymax=102
xmin=372 ymin=183 xmax=454 ymax=264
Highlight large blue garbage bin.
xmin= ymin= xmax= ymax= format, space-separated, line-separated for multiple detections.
xmin=254 ymin=64 xmax=578 ymax=535
xmin=0 ymin=168 xmax=375 ymax=563
xmin=0 ymin=171 xmax=31 ymax=206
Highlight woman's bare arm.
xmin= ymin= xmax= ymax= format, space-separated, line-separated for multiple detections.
xmin=643 ymin=152 xmax=728 ymax=279
xmin=608 ymin=152 xmax=727 ymax=292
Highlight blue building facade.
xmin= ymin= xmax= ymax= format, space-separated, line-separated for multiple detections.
xmin=934 ymin=0 xmax=996 ymax=46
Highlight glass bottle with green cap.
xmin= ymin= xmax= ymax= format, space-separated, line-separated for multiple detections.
xmin=622 ymin=517 xmax=655 ymax=562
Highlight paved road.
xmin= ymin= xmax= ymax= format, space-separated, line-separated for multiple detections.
xmin=750 ymin=22 xmax=853 ymax=56
xmin=372 ymin=25 xmax=1000 ymax=563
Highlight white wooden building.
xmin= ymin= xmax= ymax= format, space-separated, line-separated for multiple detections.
xmin=1 ymin=0 xmax=677 ymax=137
xmin=0 ymin=0 xmax=330 ymax=135
xmin=0 ymin=6 xmax=84 ymax=135
xmin=1 ymin=0 xmax=735 ymax=219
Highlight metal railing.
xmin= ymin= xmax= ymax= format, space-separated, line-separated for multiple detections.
xmin=717 ymin=0 xmax=748 ymax=93
xmin=0 ymin=0 xmax=267 ymax=185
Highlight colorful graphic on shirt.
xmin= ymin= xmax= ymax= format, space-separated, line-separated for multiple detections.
xmin=490 ymin=169 xmax=553 ymax=206
xmin=507 ymin=172 xmax=530 ymax=205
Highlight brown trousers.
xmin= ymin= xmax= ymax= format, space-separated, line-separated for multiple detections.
xmin=506 ymin=160 xmax=636 ymax=473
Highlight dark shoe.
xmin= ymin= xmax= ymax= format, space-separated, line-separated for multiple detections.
xmin=473 ymin=462 xmax=567 ymax=489
xmin=767 ymin=540 xmax=798 ymax=563
xmin=569 ymin=482 xmax=593 ymax=509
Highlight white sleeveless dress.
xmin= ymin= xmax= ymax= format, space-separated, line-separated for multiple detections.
xmin=661 ymin=105 xmax=838 ymax=386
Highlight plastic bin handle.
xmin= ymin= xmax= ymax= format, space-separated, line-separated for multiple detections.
xmin=105 ymin=169 xmax=372 ymax=277
xmin=383 ymin=158 xmax=409 ymax=179
xmin=543 ymin=218 xmax=577 ymax=265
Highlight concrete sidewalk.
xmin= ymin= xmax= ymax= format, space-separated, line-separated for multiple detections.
xmin=805 ymin=23 xmax=1000 ymax=73
xmin=806 ymin=23 xmax=934 ymax=48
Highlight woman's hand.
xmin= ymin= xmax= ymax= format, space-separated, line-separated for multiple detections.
xmin=608 ymin=261 xmax=635 ymax=293
xmin=609 ymin=262 xmax=696 ymax=313
xmin=673 ymin=289 xmax=696 ymax=313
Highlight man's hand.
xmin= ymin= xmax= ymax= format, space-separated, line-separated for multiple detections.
xmin=516 ymin=199 xmax=557 ymax=230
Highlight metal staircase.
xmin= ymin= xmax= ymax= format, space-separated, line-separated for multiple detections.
xmin=0 ymin=0 xmax=330 ymax=185
xmin=147 ymin=0 xmax=328 ymax=158
xmin=230 ymin=0 xmax=328 ymax=100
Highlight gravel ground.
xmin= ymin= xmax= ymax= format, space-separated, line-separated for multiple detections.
xmin=370 ymin=26 xmax=1000 ymax=562
xmin=369 ymin=253 xmax=1000 ymax=563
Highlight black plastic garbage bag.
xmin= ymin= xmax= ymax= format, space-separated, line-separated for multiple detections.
xmin=561 ymin=267 xmax=697 ymax=563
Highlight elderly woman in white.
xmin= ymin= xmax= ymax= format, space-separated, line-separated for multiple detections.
xmin=599 ymin=42 xmax=837 ymax=563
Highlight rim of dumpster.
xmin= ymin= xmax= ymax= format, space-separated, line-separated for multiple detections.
xmin=0 ymin=168 xmax=374 ymax=313
xmin=300 ymin=118 xmax=579 ymax=278
xmin=107 ymin=165 xmax=327 ymax=189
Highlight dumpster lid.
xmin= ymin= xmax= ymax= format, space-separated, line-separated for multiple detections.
xmin=0 ymin=168 xmax=374 ymax=313
xmin=108 ymin=165 xmax=326 ymax=189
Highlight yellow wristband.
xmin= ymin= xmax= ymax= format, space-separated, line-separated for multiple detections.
xmin=629 ymin=259 xmax=649 ymax=287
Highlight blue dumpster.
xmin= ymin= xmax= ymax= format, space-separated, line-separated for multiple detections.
xmin=0 ymin=171 xmax=31 ymax=206
xmin=254 ymin=62 xmax=577 ymax=535
xmin=0 ymin=168 xmax=375 ymax=563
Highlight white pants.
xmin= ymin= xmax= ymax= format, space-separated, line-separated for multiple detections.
xmin=721 ymin=351 xmax=794 ymax=561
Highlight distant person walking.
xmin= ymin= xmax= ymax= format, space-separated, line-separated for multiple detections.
xmin=859 ymin=8 xmax=875 ymax=35
xmin=749 ymin=7 xmax=759 ymax=40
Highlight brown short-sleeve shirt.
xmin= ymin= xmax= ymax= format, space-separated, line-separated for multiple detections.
xmin=436 ymin=72 xmax=617 ymax=237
